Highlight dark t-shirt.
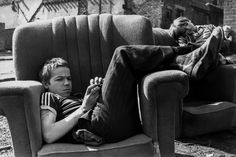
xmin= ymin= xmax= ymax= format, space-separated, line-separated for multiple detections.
xmin=40 ymin=92 xmax=84 ymax=143
xmin=40 ymin=92 xmax=83 ymax=121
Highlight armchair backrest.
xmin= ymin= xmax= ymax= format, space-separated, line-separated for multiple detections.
xmin=152 ymin=27 xmax=178 ymax=46
xmin=13 ymin=14 xmax=154 ymax=93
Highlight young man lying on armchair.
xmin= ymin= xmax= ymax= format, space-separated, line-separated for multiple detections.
xmin=38 ymin=17 xmax=225 ymax=157
xmin=39 ymin=24 xmax=223 ymax=140
xmin=175 ymin=17 xmax=233 ymax=66
xmin=166 ymin=16 xmax=230 ymax=80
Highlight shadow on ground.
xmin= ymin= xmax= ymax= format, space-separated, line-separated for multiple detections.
xmin=175 ymin=128 xmax=236 ymax=157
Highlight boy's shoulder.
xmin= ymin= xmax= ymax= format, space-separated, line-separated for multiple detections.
xmin=41 ymin=92 xmax=61 ymax=99
xmin=41 ymin=92 xmax=62 ymax=105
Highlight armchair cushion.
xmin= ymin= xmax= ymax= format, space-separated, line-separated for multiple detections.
xmin=183 ymin=101 xmax=236 ymax=137
xmin=186 ymin=64 xmax=236 ymax=102
xmin=152 ymin=28 xmax=178 ymax=46
xmin=38 ymin=134 xmax=153 ymax=157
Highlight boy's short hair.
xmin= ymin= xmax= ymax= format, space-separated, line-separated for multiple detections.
xmin=39 ymin=57 xmax=69 ymax=84
xmin=172 ymin=16 xmax=191 ymax=28
xmin=223 ymin=25 xmax=232 ymax=33
xmin=169 ymin=16 xmax=192 ymax=38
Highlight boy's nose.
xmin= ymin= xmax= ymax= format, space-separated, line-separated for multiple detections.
xmin=64 ymin=79 xmax=70 ymax=85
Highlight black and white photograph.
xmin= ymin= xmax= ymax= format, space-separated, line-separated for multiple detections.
xmin=1 ymin=0 xmax=236 ymax=157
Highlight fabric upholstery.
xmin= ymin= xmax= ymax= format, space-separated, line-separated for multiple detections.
xmin=186 ymin=64 xmax=236 ymax=102
xmin=38 ymin=134 xmax=153 ymax=157
xmin=183 ymin=101 xmax=236 ymax=137
xmin=0 ymin=81 xmax=44 ymax=156
xmin=13 ymin=14 xmax=153 ymax=94
xmin=1 ymin=14 xmax=189 ymax=157
xmin=139 ymin=70 xmax=189 ymax=154
xmin=152 ymin=28 xmax=178 ymax=46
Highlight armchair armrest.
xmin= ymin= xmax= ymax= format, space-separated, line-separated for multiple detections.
xmin=139 ymin=70 xmax=189 ymax=157
xmin=0 ymin=81 xmax=44 ymax=157
xmin=187 ymin=64 xmax=236 ymax=103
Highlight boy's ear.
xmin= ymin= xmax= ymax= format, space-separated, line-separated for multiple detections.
xmin=42 ymin=82 xmax=49 ymax=89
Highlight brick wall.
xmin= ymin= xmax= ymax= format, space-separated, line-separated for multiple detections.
xmin=127 ymin=0 xmax=222 ymax=29
xmin=160 ymin=0 xmax=223 ymax=28
xmin=128 ymin=0 xmax=162 ymax=27
xmin=224 ymin=0 xmax=236 ymax=52
xmin=88 ymin=0 xmax=125 ymax=14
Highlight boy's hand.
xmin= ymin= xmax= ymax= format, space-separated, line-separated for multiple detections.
xmin=90 ymin=77 xmax=103 ymax=103
xmin=82 ymin=84 xmax=101 ymax=111
xmin=90 ymin=77 xmax=103 ymax=86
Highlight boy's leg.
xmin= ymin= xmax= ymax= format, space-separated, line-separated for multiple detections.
xmin=191 ymin=26 xmax=223 ymax=79
xmin=170 ymin=26 xmax=223 ymax=80
xmin=89 ymin=45 xmax=177 ymax=142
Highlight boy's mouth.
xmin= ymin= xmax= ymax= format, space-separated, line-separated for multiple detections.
xmin=63 ymin=89 xmax=71 ymax=93
xmin=61 ymin=89 xmax=71 ymax=97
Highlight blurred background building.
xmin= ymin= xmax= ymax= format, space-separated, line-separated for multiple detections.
xmin=0 ymin=0 xmax=235 ymax=52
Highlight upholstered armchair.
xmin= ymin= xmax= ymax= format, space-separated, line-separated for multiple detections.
xmin=0 ymin=14 xmax=188 ymax=157
xmin=153 ymin=27 xmax=236 ymax=138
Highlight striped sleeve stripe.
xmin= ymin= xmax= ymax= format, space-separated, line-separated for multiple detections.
xmin=47 ymin=93 xmax=50 ymax=106
xmin=40 ymin=93 xmax=57 ymax=116
xmin=41 ymin=93 xmax=45 ymax=105
xmin=41 ymin=92 xmax=51 ymax=106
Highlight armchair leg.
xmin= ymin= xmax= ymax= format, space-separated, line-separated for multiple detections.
xmin=156 ymin=92 xmax=175 ymax=157
xmin=150 ymin=83 xmax=177 ymax=157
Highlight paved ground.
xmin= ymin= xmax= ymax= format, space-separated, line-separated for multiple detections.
xmin=176 ymin=129 xmax=236 ymax=157
xmin=0 ymin=51 xmax=14 ymax=82
xmin=1 ymin=114 xmax=236 ymax=157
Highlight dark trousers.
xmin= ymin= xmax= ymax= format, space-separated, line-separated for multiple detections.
xmin=80 ymin=28 xmax=222 ymax=156
xmin=170 ymin=26 xmax=223 ymax=80
xmin=86 ymin=27 xmax=223 ymax=142
xmin=88 ymin=45 xmax=176 ymax=143
xmin=75 ymin=35 xmax=222 ymax=157
xmin=88 ymin=27 xmax=222 ymax=137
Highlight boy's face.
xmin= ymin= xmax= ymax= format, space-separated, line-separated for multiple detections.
xmin=44 ymin=67 xmax=72 ymax=97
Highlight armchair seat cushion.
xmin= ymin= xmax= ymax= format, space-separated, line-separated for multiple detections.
xmin=182 ymin=101 xmax=236 ymax=137
xmin=37 ymin=134 xmax=153 ymax=157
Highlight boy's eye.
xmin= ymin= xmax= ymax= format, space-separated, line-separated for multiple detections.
xmin=55 ymin=78 xmax=63 ymax=81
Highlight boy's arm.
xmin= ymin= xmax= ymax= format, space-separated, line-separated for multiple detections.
xmin=41 ymin=84 xmax=100 ymax=143
xmin=41 ymin=107 xmax=86 ymax=143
